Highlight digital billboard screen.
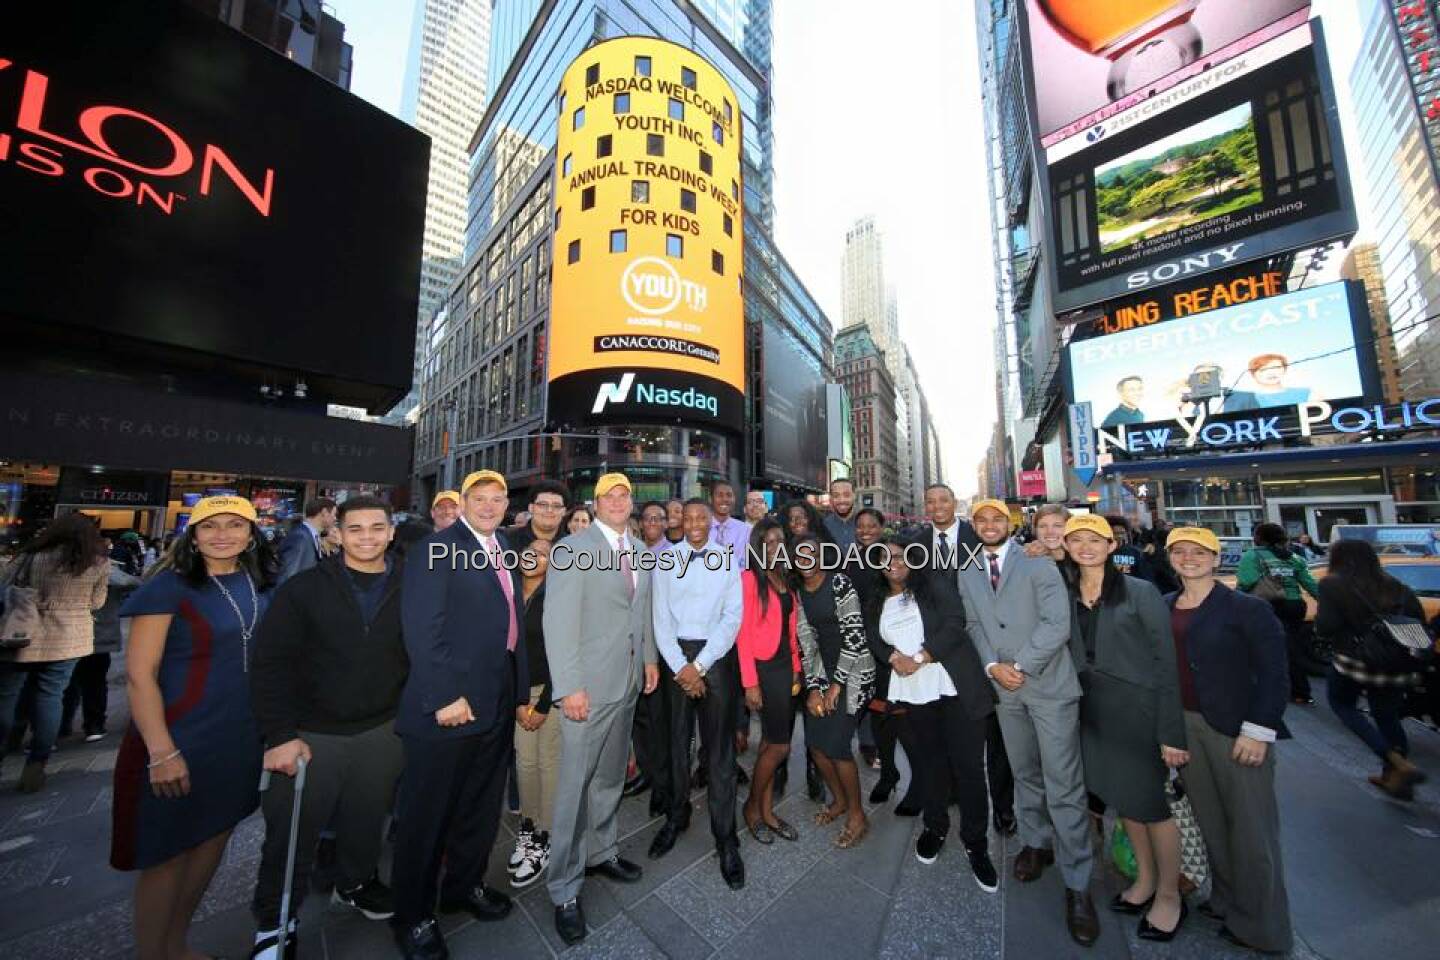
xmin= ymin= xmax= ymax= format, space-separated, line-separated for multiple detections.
xmin=547 ymin=38 xmax=745 ymax=433
xmin=761 ymin=323 xmax=828 ymax=490
xmin=1027 ymin=1 xmax=1311 ymax=147
xmin=1067 ymin=281 xmax=1373 ymax=429
xmin=1021 ymin=11 xmax=1357 ymax=313
xmin=0 ymin=2 xmax=429 ymax=406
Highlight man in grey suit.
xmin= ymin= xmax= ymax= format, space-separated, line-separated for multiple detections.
xmin=956 ymin=499 xmax=1099 ymax=947
xmin=543 ymin=472 xmax=659 ymax=945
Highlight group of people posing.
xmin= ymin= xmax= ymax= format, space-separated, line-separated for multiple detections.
xmin=5 ymin=470 xmax=1425 ymax=959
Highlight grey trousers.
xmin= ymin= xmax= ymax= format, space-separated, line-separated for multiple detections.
xmin=1181 ymin=711 xmax=1293 ymax=952
xmin=251 ymin=719 xmax=404 ymax=928
xmin=546 ymin=690 xmax=637 ymax=904
xmin=995 ymin=694 xmax=1093 ymax=890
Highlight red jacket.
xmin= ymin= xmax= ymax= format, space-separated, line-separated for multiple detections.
xmin=736 ymin=569 xmax=801 ymax=688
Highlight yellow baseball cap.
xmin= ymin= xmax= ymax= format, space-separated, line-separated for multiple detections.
xmin=1063 ymin=514 xmax=1113 ymax=540
xmin=431 ymin=490 xmax=461 ymax=508
xmin=187 ymin=496 xmax=257 ymax=527
xmin=595 ymin=472 xmax=632 ymax=497
xmin=460 ymin=470 xmax=507 ymax=495
xmin=969 ymin=498 xmax=1009 ymax=522
xmin=1166 ymin=526 xmax=1221 ymax=554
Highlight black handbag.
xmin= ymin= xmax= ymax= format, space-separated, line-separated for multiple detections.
xmin=1347 ymin=584 xmax=1435 ymax=674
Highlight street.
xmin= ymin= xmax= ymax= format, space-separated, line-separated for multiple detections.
xmin=1 ymin=659 xmax=1436 ymax=960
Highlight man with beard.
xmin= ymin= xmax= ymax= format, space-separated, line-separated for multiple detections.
xmin=822 ymin=478 xmax=858 ymax=550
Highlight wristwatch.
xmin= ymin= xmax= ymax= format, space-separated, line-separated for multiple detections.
xmin=695 ymin=662 xmax=708 ymax=679
xmin=911 ymin=651 xmax=926 ymax=665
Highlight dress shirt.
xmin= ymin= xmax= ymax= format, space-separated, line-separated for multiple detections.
xmin=932 ymin=519 xmax=962 ymax=570
xmin=652 ymin=539 xmax=743 ymax=674
xmin=304 ymin=520 xmax=324 ymax=558
xmin=710 ymin=516 xmax=752 ymax=567
xmin=459 ymin=515 xmax=517 ymax=649
xmin=594 ymin=519 xmax=636 ymax=592
xmin=823 ymin=512 xmax=857 ymax=550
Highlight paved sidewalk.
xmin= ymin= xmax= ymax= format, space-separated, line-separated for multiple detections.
xmin=2 ymin=661 xmax=1439 ymax=958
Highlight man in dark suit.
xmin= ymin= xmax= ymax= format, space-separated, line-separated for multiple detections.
xmin=390 ymin=470 xmax=528 ymax=960
xmin=907 ymin=483 xmax=1015 ymax=837
xmin=276 ymin=498 xmax=336 ymax=584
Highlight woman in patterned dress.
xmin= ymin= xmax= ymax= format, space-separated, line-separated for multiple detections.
xmin=111 ymin=496 xmax=277 ymax=960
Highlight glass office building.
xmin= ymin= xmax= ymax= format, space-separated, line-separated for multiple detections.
xmin=413 ymin=0 xmax=830 ymax=506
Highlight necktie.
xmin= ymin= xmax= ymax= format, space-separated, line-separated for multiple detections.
xmin=938 ymin=531 xmax=955 ymax=570
xmin=690 ymin=550 xmax=706 ymax=563
xmin=488 ymin=538 xmax=517 ymax=651
xmin=619 ymin=534 xmax=635 ymax=598
xmin=988 ymin=551 xmax=1002 ymax=592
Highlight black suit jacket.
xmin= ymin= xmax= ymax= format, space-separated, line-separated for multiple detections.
xmin=1164 ymin=582 xmax=1289 ymax=739
xmin=905 ymin=521 xmax=983 ymax=580
xmin=397 ymin=521 xmax=528 ymax=739
xmin=865 ymin=571 xmax=995 ymax=720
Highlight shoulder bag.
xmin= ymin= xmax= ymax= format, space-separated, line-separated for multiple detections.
xmin=1247 ymin=552 xmax=1287 ymax=602
xmin=1346 ymin=582 xmax=1435 ymax=674
xmin=0 ymin=554 xmax=39 ymax=651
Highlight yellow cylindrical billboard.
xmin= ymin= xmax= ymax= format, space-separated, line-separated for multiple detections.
xmin=548 ymin=37 xmax=745 ymax=432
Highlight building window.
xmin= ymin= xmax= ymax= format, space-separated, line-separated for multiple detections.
xmin=554 ymin=207 xmax=562 ymax=229
xmin=680 ymin=188 xmax=697 ymax=213
xmin=666 ymin=233 xmax=684 ymax=258
xmin=699 ymin=150 xmax=713 ymax=175
xmin=712 ymin=122 xmax=724 ymax=145
xmin=581 ymin=186 xmax=595 ymax=210
xmin=723 ymin=99 xmax=732 ymax=123
xmin=635 ymin=55 xmax=651 ymax=76
xmin=711 ymin=250 xmax=724 ymax=275
xmin=731 ymin=179 xmax=739 ymax=200
xmin=647 ymin=133 xmax=664 ymax=156
xmin=614 ymin=92 xmax=630 ymax=114
xmin=668 ymin=98 xmax=684 ymax=121
xmin=557 ymin=90 xmax=565 ymax=113
xmin=567 ymin=239 xmax=580 ymax=264
xmin=681 ymin=66 xmax=697 ymax=90
xmin=723 ymin=213 xmax=732 ymax=236
xmin=597 ymin=134 xmax=613 ymax=158
xmin=610 ymin=229 xmax=627 ymax=253
xmin=631 ymin=179 xmax=650 ymax=203
xmin=572 ymin=106 xmax=585 ymax=130
xmin=562 ymin=153 xmax=572 ymax=176
xmin=585 ymin=63 xmax=599 ymax=86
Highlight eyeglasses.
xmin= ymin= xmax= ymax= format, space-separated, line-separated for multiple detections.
xmin=532 ymin=501 xmax=566 ymax=511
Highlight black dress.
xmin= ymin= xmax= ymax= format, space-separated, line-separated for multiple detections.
xmin=754 ymin=591 xmax=796 ymax=743
xmin=800 ymin=578 xmax=858 ymax=760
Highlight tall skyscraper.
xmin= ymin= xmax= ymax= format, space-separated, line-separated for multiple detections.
xmin=1341 ymin=242 xmax=1403 ymax=404
xmin=1351 ymin=0 xmax=1440 ymax=398
xmin=393 ymin=0 xmax=492 ymax=420
xmin=835 ymin=325 xmax=901 ymax=514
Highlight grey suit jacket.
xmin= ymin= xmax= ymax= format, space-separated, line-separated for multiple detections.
xmin=543 ymin=522 xmax=657 ymax=706
xmin=956 ymin=543 xmax=1080 ymax=702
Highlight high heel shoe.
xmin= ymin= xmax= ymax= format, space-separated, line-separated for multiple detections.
xmin=1108 ymin=892 xmax=1154 ymax=915
xmin=1137 ymin=900 xmax=1187 ymax=942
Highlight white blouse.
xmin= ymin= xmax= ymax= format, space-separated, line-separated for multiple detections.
xmin=880 ymin=592 xmax=956 ymax=705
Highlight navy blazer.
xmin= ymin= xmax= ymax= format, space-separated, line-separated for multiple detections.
xmin=1164 ymin=582 xmax=1289 ymax=740
xmin=397 ymin=520 xmax=528 ymax=739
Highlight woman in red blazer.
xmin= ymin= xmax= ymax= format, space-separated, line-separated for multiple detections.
xmin=737 ymin=519 xmax=802 ymax=843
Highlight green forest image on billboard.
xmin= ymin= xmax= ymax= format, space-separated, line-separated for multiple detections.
xmin=1095 ymin=103 xmax=1263 ymax=254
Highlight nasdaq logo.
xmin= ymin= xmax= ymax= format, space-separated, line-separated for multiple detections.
xmin=592 ymin=372 xmax=635 ymax=413
xmin=591 ymin=372 xmax=718 ymax=417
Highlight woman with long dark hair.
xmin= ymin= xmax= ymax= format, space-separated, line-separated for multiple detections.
xmin=0 ymin=513 xmax=109 ymax=791
xmin=1061 ymin=516 xmax=1188 ymax=941
xmin=1237 ymin=523 xmax=1319 ymax=705
xmin=562 ymin=504 xmax=594 ymax=536
xmin=111 ymin=496 xmax=277 ymax=960
xmin=783 ymin=500 xmax=828 ymax=544
xmin=1316 ymin=539 xmax=1429 ymax=799
xmin=736 ymin=519 xmax=802 ymax=843
xmin=866 ymin=535 xmax=998 ymax=888
xmin=794 ymin=532 xmax=875 ymax=847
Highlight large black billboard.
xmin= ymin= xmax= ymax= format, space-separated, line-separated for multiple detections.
xmin=760 ymin=323 xmax=828 ymax=490
xmin=0 ymin=2 xmax=429 ymax=408
xmin=1021 ymin=15 xmax=1357 ymax=314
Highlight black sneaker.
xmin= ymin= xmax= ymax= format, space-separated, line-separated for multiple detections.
xmin=915 ymin=828 xmax=945 ymax=864
xmin=332 ymin=876 xmax=395 ymax=920
xmin=967 ymin=846 xmax=999 ymax=893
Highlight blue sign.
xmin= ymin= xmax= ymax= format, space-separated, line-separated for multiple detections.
xmin=1069 ymin=402 xmax=1098 ymax=485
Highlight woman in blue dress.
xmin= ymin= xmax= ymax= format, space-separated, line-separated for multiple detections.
xmin=111 ymin=496 xmax=277 ymax=960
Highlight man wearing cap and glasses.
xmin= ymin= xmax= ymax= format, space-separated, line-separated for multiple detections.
xmin=390 ymin=470 xmax=529 ymax=960
xmin=429 ymin=490 xmax=460 ymax=532
xmin=544 ymin=472 xmax=660 ymax=945
xmin=957 ymin=499 xmax=1098 ymax=947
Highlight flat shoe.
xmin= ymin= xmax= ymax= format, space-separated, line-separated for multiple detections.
xmin=769 ymin=817 xmax=799 ymax=842
xmin=747 ymin=819 xmax=776 ymax=845
xmin=1109 ymin=892 xmax=1154 ymax=915
xmin=835 ymin=821 xmax=868 ymax=849
xmin=1138 ymin=900 xmax=1187 ymax=942
xmin=813 ymin=806 xmax=844 ymax=826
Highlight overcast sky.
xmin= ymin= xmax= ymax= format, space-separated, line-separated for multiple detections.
xmin=340 ymin=0 xmax=1371 ymax=496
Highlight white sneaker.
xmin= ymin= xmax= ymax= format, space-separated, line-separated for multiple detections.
xmin=512 ymin=833 xmax=549 ymax=889
xmin=508 ymin=818 xmax=535 ymax=874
